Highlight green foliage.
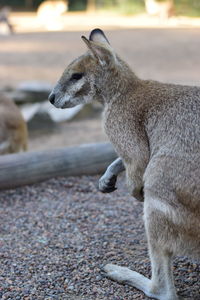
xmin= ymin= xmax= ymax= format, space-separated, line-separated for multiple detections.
xmin=175 ymin=0 xmax=200 ymax=17
xmin=98 ymin=0 xmax=200 ymax=17
xmin=99 ymin=0 xmax=145 ymax=15
xmin=0 ymin=0 xmax=199 ymax=17
xmin=0 ymin=0 xmax=24 ymax=8
xmin=68 ymin=0 xmax=87 ymax=11
xmin=0 ymin=0 xmax=44 ymax=10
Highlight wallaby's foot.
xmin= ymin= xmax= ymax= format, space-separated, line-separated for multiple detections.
xmin=99 ymin=174 xmax=117 ymax=193
xmin=103 ymin=264 xmax=181 ymax=300
xmin=103 ymin=263 xmax=149 ymax=285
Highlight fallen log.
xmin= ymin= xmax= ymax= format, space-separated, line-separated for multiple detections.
xmin=0 ymin=142 xmax=117 ymax=190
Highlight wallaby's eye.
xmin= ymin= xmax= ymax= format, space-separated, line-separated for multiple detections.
xmin=70 ymin=73 xmax=84 ymax=81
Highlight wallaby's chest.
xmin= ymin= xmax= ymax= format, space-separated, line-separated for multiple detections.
xmin=103 ymin=105 xmax=136 ymax=160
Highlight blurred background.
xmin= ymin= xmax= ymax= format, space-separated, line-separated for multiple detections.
xmin=0 ymin=0 xmax=200 ymax=153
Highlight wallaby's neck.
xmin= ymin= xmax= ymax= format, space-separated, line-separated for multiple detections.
xmin=96 ymin=58 xmax=140 ymax=106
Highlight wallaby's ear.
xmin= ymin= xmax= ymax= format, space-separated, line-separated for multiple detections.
xmin=89 ymin=28 xmax=110 ymax=45
xmin=81 ymin=28 xmax=116 ymax=66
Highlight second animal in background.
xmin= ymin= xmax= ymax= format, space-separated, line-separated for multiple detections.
xmin=0 ymin=93 xmax=28 ymax=155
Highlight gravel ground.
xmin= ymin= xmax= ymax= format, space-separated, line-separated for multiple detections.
xmin=0 ymin=175 xmax=199 ymax=299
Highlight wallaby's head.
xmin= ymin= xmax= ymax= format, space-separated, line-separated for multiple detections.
xmin=49 ymin=29 xmax=121 ymax=109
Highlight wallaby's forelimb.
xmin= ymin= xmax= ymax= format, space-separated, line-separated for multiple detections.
xmin=99 ymin=157 xmax=125 ymax=193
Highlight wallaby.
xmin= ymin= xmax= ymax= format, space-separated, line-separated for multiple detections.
xmin=49 ymin=29 xmax=200 ymax=299
xmin=37 ymin=0 xmax=67 ymax=17
xmin=0 ymin=6 xmax=14 ymax=34
xmin=37 ymin=0 xmax=68 ymax=30
xmin=145 ymin=0 xmax=174 ymax=19
xmin=0 ymin=93 xmax=28 ymax=154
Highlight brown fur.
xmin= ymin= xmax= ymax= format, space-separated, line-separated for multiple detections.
xmin=49 ymin=29 xmax=200 ymax=299
xmin=0 ymin=93 xmax=28 ymax=154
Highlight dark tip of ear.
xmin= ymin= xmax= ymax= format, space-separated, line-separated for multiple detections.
xmin=89 ymin=28 xmax=104 ymax=40
xmin=89 ymin=28 xmax=110 ymax=44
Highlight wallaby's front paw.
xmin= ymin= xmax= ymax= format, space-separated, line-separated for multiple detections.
xmin=99 ymin=174 xmax=117 ymax=193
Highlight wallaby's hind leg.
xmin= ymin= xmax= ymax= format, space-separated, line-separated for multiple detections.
xmin=103 ymin=246 xmax=180 ymax=300
xmin=148 ymin=246 xmax=179 ymax=300
xmin=103 ymin=200 xmax=181 ymax=300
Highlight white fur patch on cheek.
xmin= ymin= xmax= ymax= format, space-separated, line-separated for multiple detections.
xmin=70 ymin=80 xmax=85 ymax=93
xmin=53 ymin=76 xmax=96 ymax=108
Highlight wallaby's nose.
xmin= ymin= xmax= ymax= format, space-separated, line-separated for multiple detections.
xmin=49 ymin=93 xmax=55 ymax=105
